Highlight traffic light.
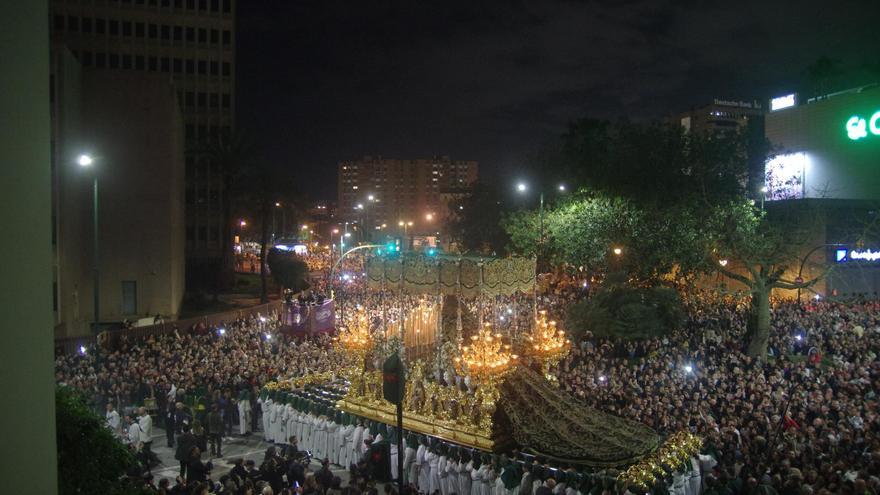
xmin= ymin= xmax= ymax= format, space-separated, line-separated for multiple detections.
xmin=382 ymin=353 xmax=405 ymax=404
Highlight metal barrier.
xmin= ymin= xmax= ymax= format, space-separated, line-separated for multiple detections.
xmin=54 ymin=300 xmax=285 ymax=355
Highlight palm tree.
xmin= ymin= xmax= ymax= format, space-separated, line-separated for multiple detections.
xmin=236 ymin=159 xmax=305 ymax=303
xmin=190 ymin=130 xmax=252 ymax=300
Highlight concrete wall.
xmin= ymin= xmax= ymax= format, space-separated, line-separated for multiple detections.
xmin=0 ymin=0 xmax=59 ymax=492
xmin=59 ymin=70 xmax=185 ymax=336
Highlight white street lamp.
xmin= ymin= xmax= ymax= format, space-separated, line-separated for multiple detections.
xmin=77 ymin=154 xmax=94 ymax=167
xmin=78 ymin=153 xmax=100 ymax=335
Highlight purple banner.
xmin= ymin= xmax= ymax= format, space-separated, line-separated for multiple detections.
xmin=281 ymin=299 xmax=335 ymax=335
xmin=312 ymin=299 xmax=335 ymax=333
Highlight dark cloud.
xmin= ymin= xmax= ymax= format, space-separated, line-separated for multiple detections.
xmin=236 ymin=0 xmax=880 ymax=199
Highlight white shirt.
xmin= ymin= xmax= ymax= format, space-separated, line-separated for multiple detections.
xmin=128 ymin=422 xmax=141 ymax=445
xmin=138 ymin=414 xmax=153 ymax=443
xmin=106 ymin=410 xmax=120 ymax=431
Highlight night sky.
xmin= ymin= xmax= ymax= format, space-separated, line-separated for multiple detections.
xmin=236 ymin=0 xmax=879 ymax=200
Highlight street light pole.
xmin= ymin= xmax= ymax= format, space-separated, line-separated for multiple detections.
xmin=78 ymin=154 xmax=100 ymax=335
xmin=539 ymin=191 xmax=544 ymax=268
xmin=796 ymin=243 xmax=844 ymax=301
xmin=92 ymin=174 xmax=99 ymax=335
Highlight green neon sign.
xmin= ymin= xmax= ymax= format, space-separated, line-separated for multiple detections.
xmin=846 ymin=110 xmax=880 ymax=140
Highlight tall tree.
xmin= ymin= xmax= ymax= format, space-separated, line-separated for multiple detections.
xmin=446 ymin=182 xmax=511 ymax=255
xmin=266 ymin=248 xmax=310 ymax=292
xmin=706 ymin=200 xmax=826 ymax=357
xmin=191 ymin=131 xmax=253 ymax=299
xmin=804 ymin=56 xmax=842 ymax=98
xmin=235 ymin=160 xmax=304 ymax=303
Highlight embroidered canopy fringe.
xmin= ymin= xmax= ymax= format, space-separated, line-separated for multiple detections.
xmin=499 ymin=366 xmax=660 ymax=467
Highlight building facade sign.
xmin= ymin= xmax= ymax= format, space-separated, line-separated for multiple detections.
xmin=835 ymin=248 xmax=880 ymax=263
xmin=846 ymin=110 xmax=880 ymax=140
xmin=770 ymin=94 xmax=796 ymax=111
xmin=713 ymin=98 xmax=762 ymax=109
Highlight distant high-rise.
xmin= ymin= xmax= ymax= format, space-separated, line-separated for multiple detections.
xmin=49 ymin=0 xmax=236 ymax=260
xmin=674 ymin=98 xmax=764 ymax=134
xmin=337 ymin=155 xmax=478 ymax=232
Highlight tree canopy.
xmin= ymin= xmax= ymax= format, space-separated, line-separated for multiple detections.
xmin=56 ymin=387 xmax=149 ymax=495
xmin=266 ymin=248 xmax=310 ymax=292
xmin=446 ymin=182 xmax=511 ymax=255
xmin=505 ymin=119 xmax=829 ymax=358
xmin=546 ymin=119 xmax=751 ymax=208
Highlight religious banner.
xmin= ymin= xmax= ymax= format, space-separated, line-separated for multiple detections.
xmin=366 ymin=254 xmax=535 ymax=297
xmin=281 ymin=302 xmax=309 ymax=333
xmin=281 ymin=299 xmax=336 ymax=334
xmin=312 ymin=299 xmax=335 ymax=333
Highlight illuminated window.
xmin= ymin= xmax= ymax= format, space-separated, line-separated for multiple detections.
xmin=765 ymin=152 xmax=809 ymax=200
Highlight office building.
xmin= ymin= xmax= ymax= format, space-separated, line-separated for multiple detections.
xmin=49 ymin=0 xmax=236 ymax=260
xmin=51 ymin=48 xmax=186 ymax=337
xmin=337 ymin=155 xmax=478 ymax=234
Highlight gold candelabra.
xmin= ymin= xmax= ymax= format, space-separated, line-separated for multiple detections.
xmin=524 ymin=310 xmax=571 ymax=365
xmin=336 ymin=308 xmax=372 ymax=357
xmin=454 ymin=322 xmax=517 ymax=382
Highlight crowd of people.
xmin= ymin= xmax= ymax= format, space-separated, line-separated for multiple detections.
xmin=55 ymin=247 xmax=880 ymax=494
xmin=556 ymin=294 xmax=880 ymax=495
xmin=55 ymin=310 xmax=349 ymax=492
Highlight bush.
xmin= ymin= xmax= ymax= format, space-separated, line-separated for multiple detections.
xmin=565 ymin=286 xmax=685 ymax=341
xmin=56 ymin=387 xmax=149 ymax=495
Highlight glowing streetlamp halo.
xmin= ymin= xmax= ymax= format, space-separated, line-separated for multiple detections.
xmin=77 ymin=154 xmax=94 ymax=167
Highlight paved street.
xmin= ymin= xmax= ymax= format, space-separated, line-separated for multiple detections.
xmin=144 ymin=425 xmax=356 ymax=486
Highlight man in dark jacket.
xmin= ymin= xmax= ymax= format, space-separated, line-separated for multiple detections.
xmin=164 ymin=402 xmax=176 ymax=448
xmin=174 ymin=402 xmax=192 ymax=434
xmin=207 ymin=404 xmax=224 ymax=457
xmin=186 ymin=446 xmax=212 ymax=484
xmin=175 ymin=425 xmax=197 ymax=478
xmin=229 ymin=458 xmax=248 ymax=484
xmin=315 ymin=458 xmax=334 ymax=490
xmin=287 ymin=458 xmax=306 ymax=488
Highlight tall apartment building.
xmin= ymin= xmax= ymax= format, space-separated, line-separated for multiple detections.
xmin=337 ymin=155 xmax=478 ymax=232
xmin=49 ymin=0 xmax=235 ymax=260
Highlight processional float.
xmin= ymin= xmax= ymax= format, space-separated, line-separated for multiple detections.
xmin=265 ymin=252 xmax=702 ymax=491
